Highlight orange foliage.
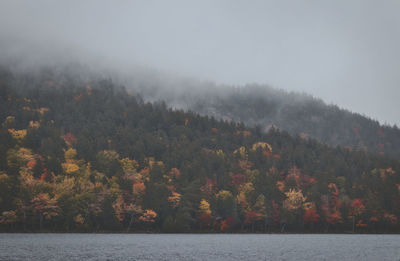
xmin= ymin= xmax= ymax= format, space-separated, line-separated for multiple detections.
xmin=133 ymin=182 xmax=146 ymax=196
xmin=303 ymin=208 xmax=320 ymax=224
xmin=169 ymin=168 xmax=181 ymax=179
xmin=276 ymin=181 xmax=285 ymax=192
xmin=350 ymin=198 xmax=365 ymax=216
xmin=369 ymin=216 xmax=379 ymax=222
xmin=244 ymin=211 xmax=263 ymax=224
xmin=139 ymin=209 xmax=157 ymax=223
xmin=356 ymin=220 xmax=367 ymax=228
xmin=31 ymin=193 xmax=59 ymax=220
xmin=26 ymin=160 xmax=37 ymax=170
xmin=198 ymin=212 xmax=212 ymax=227
xmin=273 ymin=154 xmax=281 ymax=159
xmin=220 ymin=220 xmax=229 ymax=231
xmin=327 ymin=210 xmax=343 ymax=224
xmin=168 ymin=192 xmax=181 ymax=208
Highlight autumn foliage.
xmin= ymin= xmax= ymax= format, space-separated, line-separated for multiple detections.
xmin=0 ymin=70 xmax=399 ymax=234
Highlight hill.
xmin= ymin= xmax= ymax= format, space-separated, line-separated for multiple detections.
xmin=0 ymin=66 xmax=399 ymax=233
xmin=129 ymin=78 xmax=400 ymax=158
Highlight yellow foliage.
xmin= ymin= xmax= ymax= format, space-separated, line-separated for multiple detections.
xmin=199 ymin=199 xmax=211 ymax=215
xmin=147 ymin=157 xmax=164 ymax=169
xmin=120 ymin=158 xmax=138 ymax=173
xmin=8 ymin=129 xmax=27 ymax=141
xmin=234 ymin=146 xmax=248 ymax=159
xmin=29 ymin=121 xmax=40 ymax=129
xmin=74 ymin=214 xmax=85 ymax=225
xmin=19 ymin=167 xmax=35 ymax=187
xmin=236 ymin=191 xmax=249 ymax=209
xmin=216 ymin=190 xmax=233 ymax=201
xmin=284 ymin=189 xmax=307 ymax=212
xmin=0 ymin=210 xmax=17 ymax=224
xmin=2 ymin=116 xmax=15 ymax=127
xmin=251 ymin=142 xmax=272 ymax=152
xmin=0 ymin=173 xmax=10 ymax=183
xmin=54 ymin=177 xmax=75 ymax=198
xmin=168 ymin=192 xmax=182 ymax=208
xmin=64 ymin=148 xmax=77 ymax=160
xmin=38 ymin=107 xmax=50 ymax=115
xmin=62 ymin=163 xmax=80 ymax=174
xmin=216 ymin=149 xmax=225 ymax=158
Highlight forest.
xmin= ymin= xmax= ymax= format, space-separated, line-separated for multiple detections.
xmin=0 ymin=66 xmax=399 ymax=233
xmin=131 ymin=77 xmax=400 ymax=158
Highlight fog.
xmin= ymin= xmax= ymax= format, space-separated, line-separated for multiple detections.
xmin=1 ymin=0 xmax=399 ymax=125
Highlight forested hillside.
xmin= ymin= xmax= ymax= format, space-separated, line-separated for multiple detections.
xmin=131 ymin=78 xmax=400 ymax=158
xmin=0 ymin=66 xmax=399 ymax=233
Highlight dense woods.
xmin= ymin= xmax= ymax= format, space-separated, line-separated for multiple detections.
xmin=134 ymin=80 xmax=400 ymax=158
xmin=0 ymin=66 xmax=400 ymax=233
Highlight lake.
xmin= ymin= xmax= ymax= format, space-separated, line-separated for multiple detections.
xmin=0 ymin=234 xmax=399 ymax=260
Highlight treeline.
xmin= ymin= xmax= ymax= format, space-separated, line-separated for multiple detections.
xmin=132 ymin=79 xmax=400 ymax=158
xmin=0 ymin=67 xmax=399 ymax=233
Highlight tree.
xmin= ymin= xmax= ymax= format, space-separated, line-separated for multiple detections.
xmin=31 ymin=193 xmax=59 ymax=230
xmin=198 ymin=199 xmax=212 ymax=228
xmin=349 ymin=198 xmax=366 ymax=232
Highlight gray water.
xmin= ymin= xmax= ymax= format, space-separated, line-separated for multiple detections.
xmin=0 ymin=234 xmax=399 ymax=261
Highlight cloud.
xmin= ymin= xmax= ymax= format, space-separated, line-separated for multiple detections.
xmin=0 ymin=0 xmax=399 ymax=125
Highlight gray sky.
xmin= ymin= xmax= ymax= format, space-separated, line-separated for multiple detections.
xmin=1 ymin=0 xmax=399 ymax=125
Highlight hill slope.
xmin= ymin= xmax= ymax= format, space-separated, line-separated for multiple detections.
xmin=129 ymin=77 xmax=400 ymax=158
xmin=0 ymin=66 xmax=399 ymax=233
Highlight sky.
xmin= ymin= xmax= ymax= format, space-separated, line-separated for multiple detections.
xmin=1 ymin=0 xmax=399 ymax=125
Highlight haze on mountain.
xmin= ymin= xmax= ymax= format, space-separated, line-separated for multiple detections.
xmin=1 ymin=0 xmax=400 ymax=126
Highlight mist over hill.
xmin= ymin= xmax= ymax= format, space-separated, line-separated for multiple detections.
xmin=125 ymin=76 xmax=400 ymax=158
xmin=2 ymin=55 xmax=400 ymax=159
xmin=0 ymin=63 xmax=400 ymax=233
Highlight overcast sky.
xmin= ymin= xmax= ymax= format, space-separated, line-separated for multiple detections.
xmin=1 ymin=0 xmax=399 ymax=125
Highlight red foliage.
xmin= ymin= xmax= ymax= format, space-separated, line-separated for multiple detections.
xmin=198 ymin=213 xmax=212 ymax=226
xmin=273 ymin=154 xmax=281 ymax=159
xmin=369 ymin=216 xmax=379 ymax=222
xmin=63 ymin=133 xmax=77 ymax=146
xmin=272 ymin=200 xmax=280 ymax=222
xmin=73 ymin=93 xmax=84 ymax=101
xmin=225 ymin=217 xmax=235 ymax=226
xmin=26 ymin=160 xmax=37 ymax=169
xmin=231 ymin=173 xmax=246 ymax=186
xmin=86 ymin=85 xmax=92 ymax=95
xmin=327 ymin=210 xmax=343 ymax=224
xmin=303 ymin=208 xmax=320 ymax=224
xmin=200 ymin=178 xmax=217 ymax=196
xmin=350 ymin=198 xmax=365 ymax=216
xmin=263 ymin=150 xmax=272 ymax=158
xmin=244 ymin=211 xmax=263 ymax=224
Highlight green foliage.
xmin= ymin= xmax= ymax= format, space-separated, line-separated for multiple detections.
xmin=0 ymin=67 xmax=399 ymax=233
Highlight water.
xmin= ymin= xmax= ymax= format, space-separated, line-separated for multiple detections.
xmin=0 ymin=234 xmax=399 ymax=261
